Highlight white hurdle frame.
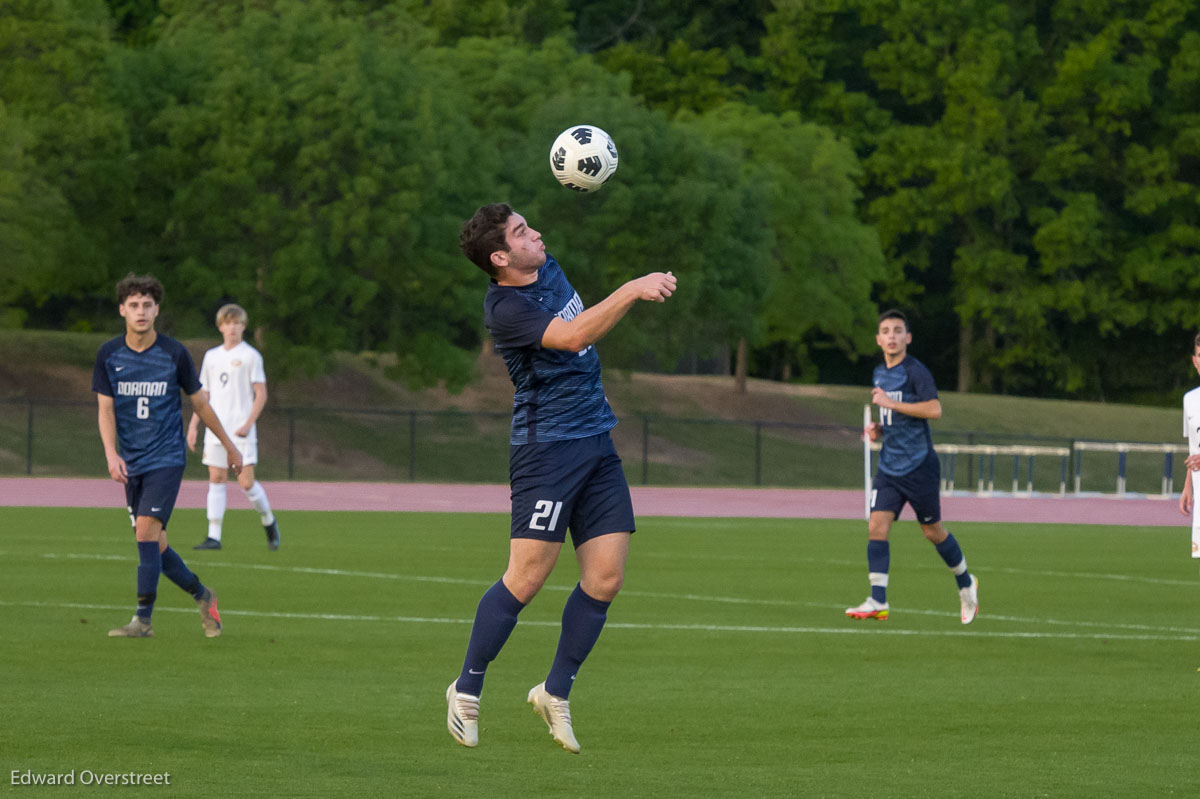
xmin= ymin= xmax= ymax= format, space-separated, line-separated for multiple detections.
xmin=865 ymin=437 xmax=1070 ymax=497
xmin=860 ymin=410 xmax=1189 ymax=499
xmin=1072 ymin=441 xmax=1189 ymax=496
xmin=936 ymin=444 xmax=1071 ymax=496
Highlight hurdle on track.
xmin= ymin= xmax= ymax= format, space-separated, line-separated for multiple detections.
xmin=862 ymin=403 xmax=1188 ymax=499
xmin=936 ymin=444 xmax=1072 ymax=496
xmin=1073 ymin=441 xmax=1189 ymax=496
xmin=866 ymin=440 xmax=1071 ymax=497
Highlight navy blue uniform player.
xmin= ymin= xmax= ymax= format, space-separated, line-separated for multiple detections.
xmin=446 ymin=203 xmax=676 ymax=753
xmin=93 ymin=273 xmax=244 ymax=639
xmin=845 ymin=309 xmax=979 ymax=624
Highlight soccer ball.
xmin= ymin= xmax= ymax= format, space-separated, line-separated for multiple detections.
xmin=549 ymin=125 xmax=619 ymax=192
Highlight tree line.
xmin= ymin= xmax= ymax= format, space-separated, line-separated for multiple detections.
xmin=2 ymin=0 xmax=1197 ymax=402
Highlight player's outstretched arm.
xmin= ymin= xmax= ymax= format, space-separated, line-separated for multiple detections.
xmin=541 ymin=271 xmax=676 ymax=352
xmin=96 ymin=394 xmax=128 ymax=483
xmin=189 ymin=390 xmax=244 ymax=475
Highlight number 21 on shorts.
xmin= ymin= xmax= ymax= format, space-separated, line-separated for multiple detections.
xmin=529 ymin=500 xmax=563 ymax=531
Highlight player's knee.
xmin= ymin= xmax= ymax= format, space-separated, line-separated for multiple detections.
xmin=583 ymin=569 xmax=624 ymax=602
xmin=503 ymin=569 xmax=548 ymax=604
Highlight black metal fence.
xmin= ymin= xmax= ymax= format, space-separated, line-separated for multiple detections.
xmin=0 ymin=397 xmax=1182 ymax=494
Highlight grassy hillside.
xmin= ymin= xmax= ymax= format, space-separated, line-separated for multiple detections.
xmin=0 ymin=330 xmax=1186 ymax=490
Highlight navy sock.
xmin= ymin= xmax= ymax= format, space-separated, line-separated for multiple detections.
xmin=457 ymin=580 xmax=526 ymax=696
xmin=136 ymin=541 xmax=161 ymax=621
xmin=545 ymin=584 xmax=611 ymax=699
xmin=935 ymin=532 xmax=972 ymax=589
xmin=867 ymin=539 xmax=889 ymax=604
xmin=161 ymin=547 xmax=204 ymax=598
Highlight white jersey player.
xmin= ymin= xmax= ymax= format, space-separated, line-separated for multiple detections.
xmin=1177 ymin=334 xmax=1200 ymax=558
xmin=187 ymin=303 xmax=280 ymax=551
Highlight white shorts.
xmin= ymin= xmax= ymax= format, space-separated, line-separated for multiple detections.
xmin=203 ymin=439 xmax=259 ymax=469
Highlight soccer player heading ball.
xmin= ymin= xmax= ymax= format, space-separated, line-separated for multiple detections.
xmin=846 ymin=309 xmax=979 ymax=625
xmin=446 ymin=204 xmax=676 ymax=753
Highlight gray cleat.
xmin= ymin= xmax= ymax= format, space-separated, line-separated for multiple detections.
xmin=108 ymin=615 xmax=154 ymax=638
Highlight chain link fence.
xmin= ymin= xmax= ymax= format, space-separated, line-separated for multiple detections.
xmin=0 ymin=398 xmax=1184 ymax=494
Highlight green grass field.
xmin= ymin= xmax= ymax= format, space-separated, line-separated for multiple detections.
xmin=3 ymin=507 xmax=1198 ymax=797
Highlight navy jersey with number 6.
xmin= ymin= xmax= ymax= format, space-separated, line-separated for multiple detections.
xmin=92 ymin=334 xmax=202 ymax=475
xmin=484 ymin=254 xmax=618 ymax=445
xmin=873 ymin=355 xmax=938 ymax=477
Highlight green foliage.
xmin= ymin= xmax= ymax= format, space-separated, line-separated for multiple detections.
xmin=6 ymin=0 xmax=1200 ymax=399
xmin=0 ymin=108 xmax=71 ymax=327
xmin=759 ymin=0 xmax=1200 ymax=397
xmin=690 ymin=103 xmax=885 ymax=374
xmin=0 ymin=0 xmax=134 ymax=327
xmin=114 ymin=1 xmax=487 ymax=382
xmin=411 ymin=0 xmax=573 ymax=44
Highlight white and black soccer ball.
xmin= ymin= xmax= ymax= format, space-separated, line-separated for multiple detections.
xmin=549 ymin=125 xmax=618 ymax=192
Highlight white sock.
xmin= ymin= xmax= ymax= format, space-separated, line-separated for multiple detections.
xmin=206 ymin=483 xmax=227 ymax=542
xmin=244 ymin=481 xmax=275 ymax=526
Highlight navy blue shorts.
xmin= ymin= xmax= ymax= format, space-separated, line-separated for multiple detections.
xmin=124 ymin=466 xmax=185 ymax=530
xmin=509 ymin=432 xmax=636 ymax=547
xmin=871 ymin=450 xmax=941 ymax=525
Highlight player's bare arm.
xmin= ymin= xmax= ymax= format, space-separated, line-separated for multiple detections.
xmin=185 ymin=390 xmax=209 ymax=451
xmin=236 ymin=382 xmax=267 ymax=438
xmin=1181 ymin=470 xmax=1193 ymax=516
xmin=190 ymin=390 xmax=244 ymax=474
xmin=96 ymin=394 xmax=128 ymax=483
xmin=541 ymin=272 xmax=676 ymax=352
xmin=871 ymin=388 xmax=942 ymax=420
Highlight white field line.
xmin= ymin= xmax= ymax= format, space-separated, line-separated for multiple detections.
xmin=770 ymin=555 xmax=1200 ymax=588
xmin=1 ymin=599 xmax=1196 ymax=642
xmin=41 ymin=551 xmax=1200 ymax=589
xmin=23 ymin=552 xmax=1200 ymax=640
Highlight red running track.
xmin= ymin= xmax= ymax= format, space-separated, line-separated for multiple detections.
xmin=0 ymin=477 xmax=1187 ymax=526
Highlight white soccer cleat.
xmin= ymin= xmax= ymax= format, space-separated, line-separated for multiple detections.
xmin=845 ymin=597 xmax=889 ymax=620
xmin=446 ymin=681 xmax=480 ymax=748
xmin=959 ymin=575 xmax=979 ymax=625
xmin=527 ymin=682 xmax=580 ymax=754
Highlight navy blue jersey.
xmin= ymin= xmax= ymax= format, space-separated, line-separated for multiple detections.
xmin=873 ymin=355 xmax=938 ymax=476
xmin=92 ymin=334 xmax=201 ymax=475
xmin=484 ymin=254 xmax=618 ymax=445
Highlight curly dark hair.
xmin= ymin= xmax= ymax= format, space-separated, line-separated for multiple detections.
xmin=115 ymin=273 xmax=164 ymax=305
xmin=460 ymin=203 xmax=514 ymax=277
